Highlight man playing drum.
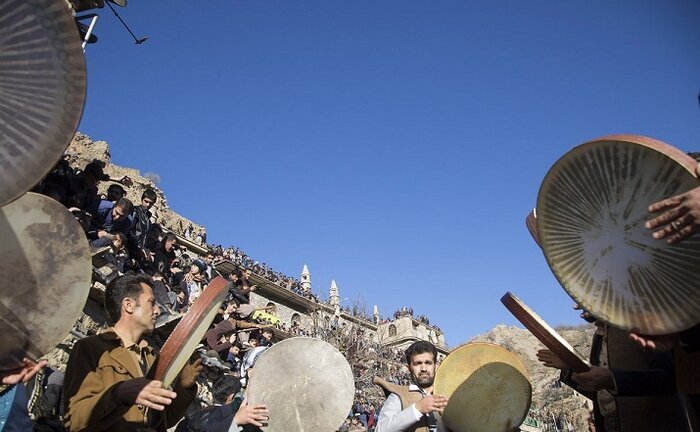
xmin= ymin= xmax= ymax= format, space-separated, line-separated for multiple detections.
xmin=375 ymin=341 xmax=448 ymax=432
xmin=63 ymin=274 xmax=202 ymax=431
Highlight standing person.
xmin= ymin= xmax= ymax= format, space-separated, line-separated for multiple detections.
xmin=63 ymin=274 xmax=202 ymax=431
xmin=636 ymin=163 xmax=700 ymax=431
xmin=537 ymin=307 xmax=687 ymax=432
xmin=375 ymin=341 xmax=448 ymax=432
xmin=128 ymin=188 xmax=158 ymax=266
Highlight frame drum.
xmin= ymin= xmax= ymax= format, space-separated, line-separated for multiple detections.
xmin=0 ymin=0 xmax=87 ymax=207
xmin=434 ymin=342 xmax=531 ymax=432
xmin=0 ymin=192 xmax=91 ymax=370
xmin=525 ymin=208 xmax=540 ymax=247
xmin=501 ymin=292 xmax=590 ymax=372
xmin=246 ymin=337 xmax=355 ymax=432
xmin=150 ymin=276 xmax=229 ymax=387
xmin=537 ymin=135 xmax=700 ymax=335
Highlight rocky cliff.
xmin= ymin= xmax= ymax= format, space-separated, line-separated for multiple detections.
xmin=65 ymin=132 xmax=204 ymax=235
xmin=470 ymin=323 xmax=595 ymax=430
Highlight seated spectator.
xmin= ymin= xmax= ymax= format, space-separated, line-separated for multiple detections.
xmin=87 ymin=198 xmax=134 ymax=248
xmin=232 ymin=268 xmax=257 ymax=305
xmin=63 ymin=160 xmax=108 ymax=215
xmin=103 ymin=232 xmax=128 ymax=273
xmin=204 ymin=320 xmax=238 ymax=360
xmin=258 ymin=329 xmax=273 ymax=347
xmin=152 ymin=233 xmax=178 ymax=282
xmin=105 ymin=183 xmax=126 ymax=202
xmin=176 ymin=261 xmax=207 ymax=311
xmin=227 ymin=345 xmax=242 ymax=374
xmin=213 ymin=301 xmax=239 ymax=326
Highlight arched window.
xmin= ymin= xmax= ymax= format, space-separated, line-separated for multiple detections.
xmin=388 ymin=324 xmax=397 ymax=337
xmin=291 ymin=313 xmax=301 ymax=326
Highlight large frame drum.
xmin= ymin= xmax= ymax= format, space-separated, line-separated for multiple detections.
xmin=246 ymin=337 xmax=355 ymax=432
xmin=434 ymin=342 xmax=531 ymax=432
xmin=0 ymin=0 xmax=86 ymax=207
xmin=537 ymin=135 xmax=700 ymax=335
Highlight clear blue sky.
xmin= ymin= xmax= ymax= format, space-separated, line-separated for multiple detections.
xmin=77 ymin=1 xmax=700 ymax=346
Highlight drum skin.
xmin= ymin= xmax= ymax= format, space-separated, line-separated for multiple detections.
xmin=434 ymin=342 xmax=531 ymax=432
xmin=246 ymin=337 xmax=355 ymax=432
xmin=0 ymin=193 xmax=91 ymax=370
xmin=537 ymin=135 xmax=700 ymax=335
xmin=150 ymin=276 xmax=229 ymax=387
xmin=0 ymin=0 xmax=86 ymax=207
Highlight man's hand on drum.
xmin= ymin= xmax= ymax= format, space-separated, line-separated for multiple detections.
xmin=115 ymin=378 xmax=178 ymax=411
xmin=536 ymin=349 xmax=566 ymax=370
xmin=415 ymin=393 xmax=448 ymax=415
xmin=234 ymin=398 xmax=269 ymax=427
xmin=1 ymin=357 xmax=47 ymax=385
xmin=572 ymin=366 xmax=614 ymax=392
xmin=646 ymin=164 xmax=700 ymax=244
xmin=628 ymin=332 xmax=678 ymax=352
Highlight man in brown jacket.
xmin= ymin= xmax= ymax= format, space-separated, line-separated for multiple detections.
xmin=64 ymin=274 xmax=202 ymax=431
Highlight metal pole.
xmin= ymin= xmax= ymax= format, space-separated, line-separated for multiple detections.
xmin=104 ymin=0 xmax=147 ymax=44
xmin=80 ymin=14 xmax=99 ymax=52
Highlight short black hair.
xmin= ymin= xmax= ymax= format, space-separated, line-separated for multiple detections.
xmin=211 ymin=375 xmax=241 ymax=404
xmin=108 ymin=184 xmax=125 ymax=194
xmin=404 ymin=340 xmax=437 ymax=364
xmin=104 ymin=274 xmax=154 ymax=325
xmin=115 ymin=198 xmax=134 ymax=214
xmin=162 ymin=232 xmax=178 ymax=244
xmin=141 ymin=188 xmax=158 ymax=202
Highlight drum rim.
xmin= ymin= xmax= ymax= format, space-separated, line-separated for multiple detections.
xmin=501 ymin=292 xmax=590 ymax=372
xmin=149 ymin=276 xmax=229 ymax=386
xmin=536 ymin=134 xmax=700 ymax=334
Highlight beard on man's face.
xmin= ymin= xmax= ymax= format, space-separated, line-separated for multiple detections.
xmin=413 ymin=373 xmax=434 ymax=388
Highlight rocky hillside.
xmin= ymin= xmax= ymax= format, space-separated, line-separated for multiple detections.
xmin=65 ymin=132 xmax=204 ymax=235
xmin=470 ymin=323 xmax=595 ymax=430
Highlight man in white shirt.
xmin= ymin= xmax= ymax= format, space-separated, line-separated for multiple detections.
xmin=375 ymin=341 xmax=448 ymax=432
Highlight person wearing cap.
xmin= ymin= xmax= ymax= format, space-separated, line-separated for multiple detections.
xmin=375 ymin=341 xmax=447 ymax=432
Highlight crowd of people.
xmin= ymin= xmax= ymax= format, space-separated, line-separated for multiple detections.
xmin=7 ymin=156 xmax=425 ymax=431
xmin=7 ymin=148 xmax=699 ymax=432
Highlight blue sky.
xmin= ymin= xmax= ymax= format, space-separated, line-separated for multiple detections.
xmin=77 ymin=1 xmax=700 ymax=346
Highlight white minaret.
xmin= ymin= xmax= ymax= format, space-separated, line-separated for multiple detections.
xmin=329 ymin=279 xmax=340 ymax=310
xmin=300 ymin=264 xmax=311 ymax=292
xmin=373 ymin=305 xmax=380 ymax=323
